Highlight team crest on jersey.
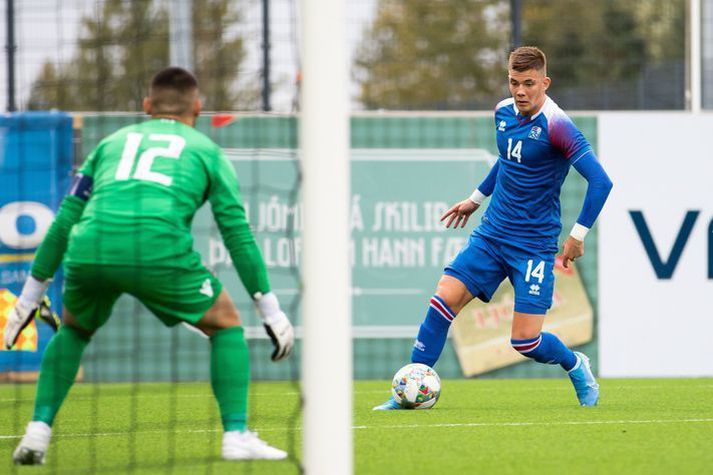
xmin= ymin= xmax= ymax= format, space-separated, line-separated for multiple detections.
xmin=528 ymin=126 xmax=542 ymax=140
xmin=498 ymin=120 xmax=507 ymax=132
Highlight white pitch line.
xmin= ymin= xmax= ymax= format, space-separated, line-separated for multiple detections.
xmin=0 ymin=390 xmax=383 ymax=403
xmin=0 ymin=418 xmax=711 ymax=440
xmin=0 ymin=429 xmax=221 ymax=440
xmin=2 ymin=384 xmax=712 ymax=403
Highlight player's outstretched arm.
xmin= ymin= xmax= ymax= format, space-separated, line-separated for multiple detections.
xmin=207 ymin=150 xmax=294 ymax=361
xmin=476 ymin=160 xmax=500 ymax=196
xmin=207 ymin=151 xmax=271 ymax=295
xmin=31 ymin=195 xmax=87 ymax=281
xmin=4 ymin=174 xmax=91 ymax=349
xmin=560 ymin=151 xmax=613 ymax=268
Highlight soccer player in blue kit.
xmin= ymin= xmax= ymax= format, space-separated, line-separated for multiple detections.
xmin=375 ymin=46 xmax=613 ymax=410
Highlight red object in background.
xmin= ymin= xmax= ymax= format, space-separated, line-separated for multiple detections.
xmin=211 ymin=114 xmax=236 ymax=128
xmin=554 ymin=255 xmax=574 ymax=275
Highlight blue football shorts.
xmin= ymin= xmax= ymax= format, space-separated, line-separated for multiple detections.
xmin=444 ymin=233 xmax=555 ymax=315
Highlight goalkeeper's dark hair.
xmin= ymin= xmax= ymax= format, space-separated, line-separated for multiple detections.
xmin=149 ymin=67 xmax=199 ymax=115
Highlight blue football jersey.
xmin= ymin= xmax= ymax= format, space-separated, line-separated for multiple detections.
xmin=476 ymin=96 xmax=593 ymax=251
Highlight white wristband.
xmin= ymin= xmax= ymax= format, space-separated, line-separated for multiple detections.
xmin=253 ymin=291 xmax=283 ymax=325
xmin=18 ymin=276 xmax=51 ymax=308
xmin=469 ymin=189 xmax=487 ymax=205
xmin=570 ymin=223 xmax=590 ymax=242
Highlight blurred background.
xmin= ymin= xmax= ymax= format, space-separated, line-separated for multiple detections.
xmin=2 ymin=0 xmax=708 ymax=112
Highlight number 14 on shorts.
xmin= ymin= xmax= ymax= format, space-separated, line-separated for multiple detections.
xmin=525 ymin=259 xmax=545 ymax=283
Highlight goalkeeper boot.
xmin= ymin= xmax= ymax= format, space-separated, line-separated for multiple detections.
xmin=221 ymin=430 xmax=287 ymax=460
xmin=568 ymin=352 xmax=600 ymax=407
xmin=372 ymin=396 xmax=402 ymax=411
xmin=13 ymin=421 xmax=51 ymax=465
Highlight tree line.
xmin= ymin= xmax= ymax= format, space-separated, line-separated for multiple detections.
xmin=28 ymin=0 xmax=684 ymax=111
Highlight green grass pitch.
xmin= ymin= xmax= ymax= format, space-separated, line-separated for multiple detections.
xmin=0 ymin=378 xmax=712 ymax=474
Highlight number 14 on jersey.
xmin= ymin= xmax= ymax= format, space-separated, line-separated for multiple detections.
xmin=507 ymin=138 xmax=522 ymax=163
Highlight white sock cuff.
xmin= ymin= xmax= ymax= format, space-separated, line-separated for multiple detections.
xmin=27 ymin=420 xmax=52 ymax=435
xmin=567 ymin=354 xmax=583 ymax=373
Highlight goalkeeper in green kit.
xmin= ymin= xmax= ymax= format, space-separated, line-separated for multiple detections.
xmin=5 ymin=67 xmax=294 ymax=464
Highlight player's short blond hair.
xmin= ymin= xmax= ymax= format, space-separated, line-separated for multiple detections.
xmin=149 ymin=67 xmax=199 ymax=115
xmin=508 ymin=46 xmax=547 ymax=74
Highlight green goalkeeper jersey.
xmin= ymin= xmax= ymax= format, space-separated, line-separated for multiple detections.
xmin=32 ymin=118 xmax=270 ymax=296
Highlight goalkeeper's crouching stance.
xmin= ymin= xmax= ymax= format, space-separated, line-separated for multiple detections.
xmin=5 ymin=67 xmax=295 ymax=465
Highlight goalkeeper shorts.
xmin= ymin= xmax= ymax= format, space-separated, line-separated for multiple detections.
xmin=63 ymin=263 xmax=223 ymax=331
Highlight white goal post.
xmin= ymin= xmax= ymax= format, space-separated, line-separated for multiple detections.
xmin=300 ymin=0 xmax=353 ymax=474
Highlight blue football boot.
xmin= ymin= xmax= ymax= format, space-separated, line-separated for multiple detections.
xmin=568 ymin=351 xmax=600 ymax=407
xmin=372 ymin=396 xmax=402 ymax=411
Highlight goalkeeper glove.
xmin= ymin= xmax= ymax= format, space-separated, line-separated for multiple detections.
xmin=4 ymin=277 xmax=60 ymax=350
xmin=254 ymin=292 xmax=294 ymax=362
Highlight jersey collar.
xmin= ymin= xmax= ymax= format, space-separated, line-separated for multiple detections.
xmin=513 ymin=96 xmax=551 ymax=123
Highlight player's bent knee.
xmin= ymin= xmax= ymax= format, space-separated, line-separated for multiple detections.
xmin=510 ymin=312 xmax=545 ymax=340
xmin=434 ymin=275 xmax=473 ymax=314
xmin=195 ymin=290 xmax=241 ymax=336
xmin=510 ymin=328 xmax=541 ymax=340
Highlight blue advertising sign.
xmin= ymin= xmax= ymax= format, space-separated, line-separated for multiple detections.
xmin=0 ymin=112 xmax=73 ymax=372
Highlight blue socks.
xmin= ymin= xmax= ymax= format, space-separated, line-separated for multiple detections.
xmin=410 ymin=297 xmax=578 ymax=373
xmin=411 ymin=295 xmax=455 ymax=367
xmin=511 ymin=332 xmax=578 ymax=371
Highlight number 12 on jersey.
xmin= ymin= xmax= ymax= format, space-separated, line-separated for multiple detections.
xmin=507 ymin=138 xmax=522 ymax=163
xmin=115 ymin=133 xmax=186 ymax=186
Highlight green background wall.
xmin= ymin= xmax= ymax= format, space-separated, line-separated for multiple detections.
xmin=78 ymin=113 xmax=598 ymax=382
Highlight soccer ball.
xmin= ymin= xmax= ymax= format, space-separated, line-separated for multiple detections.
xmin=391 ymin=363 xmax=441 ymax=409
